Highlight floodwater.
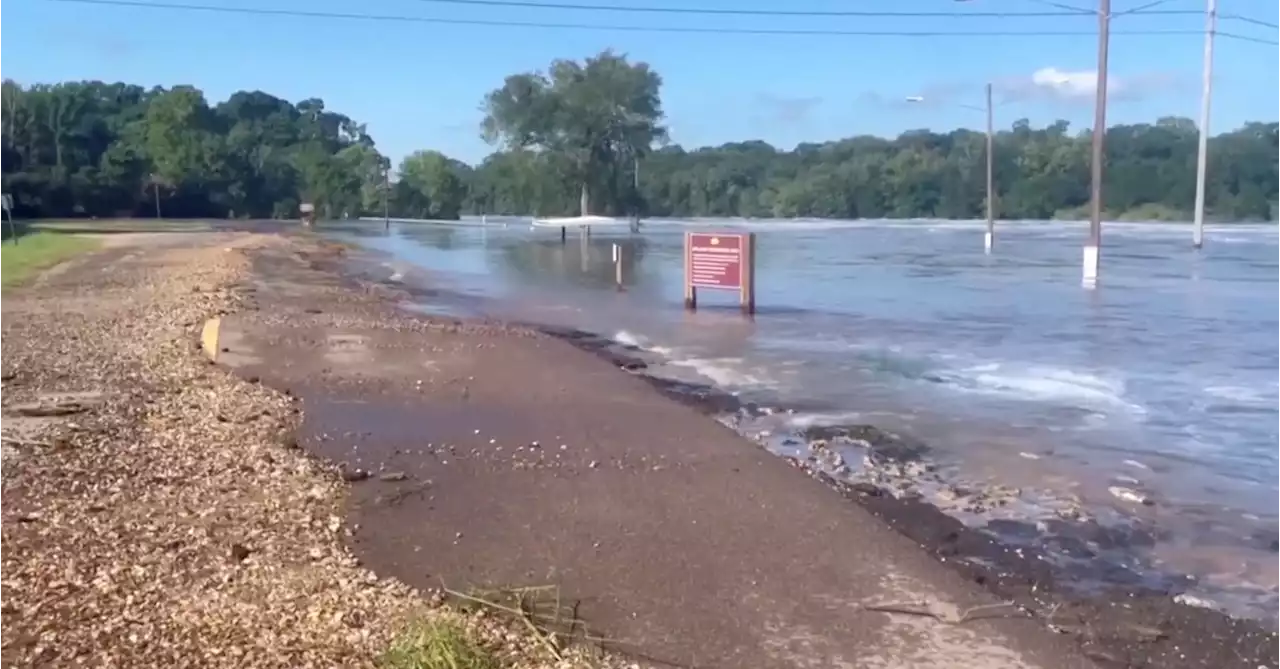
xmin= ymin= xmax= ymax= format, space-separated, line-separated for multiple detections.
xmin=326 ymin=216 xmax=1279 ymax=617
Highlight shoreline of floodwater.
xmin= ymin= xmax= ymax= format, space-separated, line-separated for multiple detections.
xmin=303 ymin=237 xmax=1278 ymax=669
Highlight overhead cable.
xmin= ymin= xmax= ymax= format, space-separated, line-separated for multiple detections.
xmin=40 ymin=0 xmax=1223 ymax=39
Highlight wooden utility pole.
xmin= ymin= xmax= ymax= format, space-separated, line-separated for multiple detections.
xmin=984 ymin=82 xmax=995 ymax=254
xmin=1192 ymin=0 xmax=1217 ymax=249
xmin=1084 ymin=0 xmax=1111 ymax=289
xmin=151 ymin=175 xmax=162 ymax=219
xmin=631 ymin=151 xmax=643 ymax=232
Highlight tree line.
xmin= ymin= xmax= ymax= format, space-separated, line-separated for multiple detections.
xmin=3 ymin=51 xmax=1276 ymax=223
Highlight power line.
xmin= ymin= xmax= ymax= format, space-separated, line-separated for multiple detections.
xmin=1220 ymin=13 xmax=1279 ymax=30
xmin=353 ymin=0 xmax=1197 ymax=18
xmin=1021 ymin=0 xmax=1191 ymax=15
xmin=1020 ymin=0 xmax=1095 ymax=15
xmin=1114 ymin=0 xmax=1180 ymax=16
xmin=1198 ymin=13 xmax=1280 ymax=46
xmin=42 ymin=0 xmax=1215 ymax=38
xmin=1216 ymin=30 xmax=1279 ymax=45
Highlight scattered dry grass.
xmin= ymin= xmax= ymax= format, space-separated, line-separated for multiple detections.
xmin=382 ymin=616 xmax=500 ymax=669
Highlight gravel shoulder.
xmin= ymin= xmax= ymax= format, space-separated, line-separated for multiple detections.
xmin=0 ymin=232 xmax=610 ymax=668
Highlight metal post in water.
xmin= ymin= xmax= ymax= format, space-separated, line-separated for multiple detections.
xmin=1084 ymin=0 xmax=1112 ymax=289
xmin=984 ymin=82 xmax=996 ymax=254
xmin=1192 ymin=0 xmax=1217 ymax=250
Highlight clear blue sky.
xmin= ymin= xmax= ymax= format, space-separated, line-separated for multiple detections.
xmin=4 ymin=0 xmax=1277 ymax=166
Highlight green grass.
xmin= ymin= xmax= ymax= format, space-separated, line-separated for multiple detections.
xmin=33 ymin=219 xmax=214 ymax=233
xmin=380 ymin=618 xmax=500 ymax=669
xmin=1 ymin=232 xmax=99 ymax=288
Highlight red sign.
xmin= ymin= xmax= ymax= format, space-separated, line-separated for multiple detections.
xmin=687 ymin=232 xmax=746 ymax=290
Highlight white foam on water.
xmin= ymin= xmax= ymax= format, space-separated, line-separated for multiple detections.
xmin=612 ymin=330 xmax=674 ymax=357
xmin=667 ymin=357 xmax=772 ymax=388
xmin=784 ymin=411 xmax=868 ymax=429
xmin=1203 ymin=384 xmax=1277 ymax=408
xmin=939 ymin=363 xmax=1143 ymax=415
xmin=613 ymin=329 xmax=647 ymax=349
xmin=613 ymin=329 xmax=763 ymax=389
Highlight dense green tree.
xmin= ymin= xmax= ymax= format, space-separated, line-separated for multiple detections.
xmin=393 ymin=150 xmax=469 ymax=220
xmin=1 ymin=80 xmax=383 ymax=220
xmin=3 ymin=66 xmax=1276 ymax=223
xmin=480 ymin=50 xmax=666 ymax=217
xmin=462 ymin=116 xmax=1276 ymax=222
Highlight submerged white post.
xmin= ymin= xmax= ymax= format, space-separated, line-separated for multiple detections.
xmin=1082 ymin=244 xmax=1100 ymax=289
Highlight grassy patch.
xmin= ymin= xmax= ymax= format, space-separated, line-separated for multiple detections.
xmin=1 ymin=232 xmax=99 ymax=288
xmin=381 ymin=617 xmax=500 ymax=669
xmin=33 ymin=219 xmax=214 ymax=234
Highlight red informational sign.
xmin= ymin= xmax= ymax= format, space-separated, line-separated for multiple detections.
xmin=687 ymin=232 xmax=746 ymax=290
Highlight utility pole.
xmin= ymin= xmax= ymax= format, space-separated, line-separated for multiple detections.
xmin=1192 ymin=0 xmax=1217 ymax=250
xmin=1084 ymin=0 xmax=1112 ymax=289
xmin=629 ymin=150 xmax=643 ymax=232
xmin=382 ymin=165 xmax=390 ymax=232
xmin=984 ymin=82 xmax=995 ymax=254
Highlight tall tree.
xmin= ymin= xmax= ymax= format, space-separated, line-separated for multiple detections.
xmin=394 ymin=150 xmax=469 ymax=220
xmin=481 ymin=50 xmax=666 ymax=216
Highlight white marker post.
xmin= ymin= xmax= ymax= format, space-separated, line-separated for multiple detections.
xmin=1082 ymin=244 xmax=1100 ymax=288
xmin=612 ymin=243 xmax=624 ymax=289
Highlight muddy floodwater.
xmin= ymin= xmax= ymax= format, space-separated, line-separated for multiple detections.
xmin=328 ymin=217 xmax=1279 ymax=620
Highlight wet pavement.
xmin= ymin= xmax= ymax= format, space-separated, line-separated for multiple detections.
xmin=201 ymin=238 xmax=1110 ymax=669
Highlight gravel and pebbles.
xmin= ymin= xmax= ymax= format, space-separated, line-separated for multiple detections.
xmin=1 ymin=234 xmax=617 ymax=668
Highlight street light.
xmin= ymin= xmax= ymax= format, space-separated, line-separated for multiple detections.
xmin=906 ymin=83 xmax=997 ymax=254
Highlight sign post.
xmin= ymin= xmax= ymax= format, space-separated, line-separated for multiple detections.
xmin=684 ymin=231 xmax=756 ymax=314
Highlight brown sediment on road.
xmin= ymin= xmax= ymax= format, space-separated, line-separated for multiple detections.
xmin=202 ymin=234 xmax=1119 ymax=669
xmin=0 ymin=232 xmax=613 ymax=668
